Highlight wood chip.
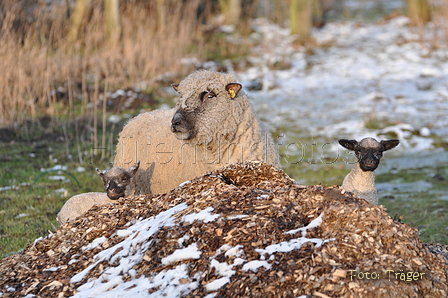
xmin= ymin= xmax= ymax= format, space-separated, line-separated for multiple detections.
xmin=333 ymin=269 xmax=347 ymax=278
xmin=0 ymin=161 xmax=446 ymax=298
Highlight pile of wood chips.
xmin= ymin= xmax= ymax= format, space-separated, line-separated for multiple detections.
xmin=0 ymin=161 xmax=447 ymax=297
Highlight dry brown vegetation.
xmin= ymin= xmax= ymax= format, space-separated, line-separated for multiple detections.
xmin=3 ymin=0 xmax=447 ymax=128
xmin=0 ymin=0 xmax=213 ymax=126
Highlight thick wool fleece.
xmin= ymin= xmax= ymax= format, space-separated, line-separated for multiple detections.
xmin=57 ymin=192 xmax=119 ymax=226
xmin=341 ymin=162 xmax=378 ymax=205
xmin=114 ymin=70 xmax=280 ymax=195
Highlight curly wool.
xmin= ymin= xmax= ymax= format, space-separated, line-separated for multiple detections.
xmin=114 ymin=70 xmax=280 ymax=195
xmin=341 ymin=163 xmax=378 ymax=204
xmin=57 ymin=192 xmax=119 ymax=226
xmin=175 ymin=70 xmax=249 ymax=148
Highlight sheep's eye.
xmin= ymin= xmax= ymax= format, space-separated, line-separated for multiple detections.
xmin=201 ymin=91 xmax=215 ymax=101
xmin=122 ymin=178 xmax=127 ymax=182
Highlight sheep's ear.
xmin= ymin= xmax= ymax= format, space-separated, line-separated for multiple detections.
xmin=225 ymin=83 xmax=242 ymax=99
xmin=172 ymin=84 xmax=179 ymax=92
xmin=381 ymin=139 xmax=399 ymax=151
xmin=338 ymin=139 xmax=358 ymax=151
xmin=96 ymin=168 xmax=106 ymax=178
xmin=127 ymin=161 xmax=140 ymax=177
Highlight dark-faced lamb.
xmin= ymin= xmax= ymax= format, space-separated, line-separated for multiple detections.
xmin=56 ymin=161 xmax=140 ymax=226
xmin=338 ymin=137 xmax=399 ymax=205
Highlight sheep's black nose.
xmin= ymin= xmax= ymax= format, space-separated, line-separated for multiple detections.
xmin=171 ymin=120 xmax=183 ymax=132
xmin=171 ymin=112 xmax=180 ymax=131
xmin=171 ymin=122 xmax=181 ymax=133
xmin=171 ymin=111 xmax=191 ymax=133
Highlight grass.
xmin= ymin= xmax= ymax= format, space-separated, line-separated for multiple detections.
xmin=274 ymin=132 xmax=349 ymax=185
xmin=0 ymin=118 xmax=122 ymax=258
xmin=377 ymin=164 xmax=448 ymax=244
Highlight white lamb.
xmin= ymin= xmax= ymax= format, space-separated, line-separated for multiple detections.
xmin=114 ymin=70 xmax=280 ymax=195
xmin=339 ymin=137 xmax=399 ymax=205
xmin=56 ymin=161 xmax=140 ymax=226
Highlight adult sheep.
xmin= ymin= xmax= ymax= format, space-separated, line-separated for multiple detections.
xmin=114 ymin=70 xmax=281 ymax=194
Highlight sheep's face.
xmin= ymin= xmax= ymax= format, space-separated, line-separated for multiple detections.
xmin=170 ymin=70 xmax=244 ymax=146
xmin=339 ymin=138 xmax=399 ymax=172
xmin=96 ymin=161 xmax=140 ymax=199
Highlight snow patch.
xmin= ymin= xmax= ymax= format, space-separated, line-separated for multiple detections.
xmin=205 ymin=277 xmax=230 ymax=292
xmin=82 ymin=236 xmax=108 ymax=251
xmin=75 ymin=264 xmax=199 ymax=298
xmin=179 ymin=180 xmax=191 ymax=187
xmin=183 ymin=207 xmax=220 ymax=224
xmin=70 ymin=203 xmax=188 ymax=293
xmin=256 ymin=213 xmax=334 ymax=256
xmin=286 ymin=213 xmax=324 ymax=237
xmin=161 ymin=243 xmax=202 ymax=265
xmin=210 ymin=259 xmax=237 ymax=278
xmin=242 ymin=260 xmax=272 ymax=272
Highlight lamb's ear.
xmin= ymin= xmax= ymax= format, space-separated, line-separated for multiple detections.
xmin=96 ymin=168 xmax=106 ymax=178
xmin=127 ymin=161 xmax=140 ymax=177
xmin=338 ymin=139 xmax=358 ymax=151
xmin=381 ymin=139 xmax=400 ymax=151
xmin=172 ymin=84 xmax=179 ymax=92
xmin=225 ymin=83 xmax=242 ymax=99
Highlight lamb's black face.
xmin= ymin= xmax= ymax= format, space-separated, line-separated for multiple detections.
xmin=339 ymin=138 xmax=399 ymax=172
xmin=96 ymin=162 xmax=139 ymax=200
xmin=355 ymin=148 xmax=381 ymax=172
xmin=104 ymin=174 xmax=131 ymax=200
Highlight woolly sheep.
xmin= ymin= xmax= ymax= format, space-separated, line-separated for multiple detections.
xmin=339 ymin=137 xmax=399 ymax=205
xmin=56 ymin=161 xmax=140 ymax=226
xmin=113 ymin=70 xmax=281 ymax=194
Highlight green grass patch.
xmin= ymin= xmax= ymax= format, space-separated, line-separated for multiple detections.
xmin=276 ymin=133 xmax=349 ymax=186
xmin=0 ymin=120 xmax=121 ymax=258
xmin=377 ymin=164 xmax=448 ymax=244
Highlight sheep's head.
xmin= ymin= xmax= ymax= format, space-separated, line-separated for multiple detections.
xmin=338 ymin=138 xmax=399 ymax=171
xmin=170 ymin=70 xmax=244 ymax=145
xmin=96 ymin=161 xmax=140 ymax=200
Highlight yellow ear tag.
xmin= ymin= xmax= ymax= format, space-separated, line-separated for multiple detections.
xmin=229 ymin=89 xmax=236 ymax=99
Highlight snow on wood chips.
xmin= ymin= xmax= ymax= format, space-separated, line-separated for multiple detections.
xmin=0 ymin=161 xmax=447 ymax=297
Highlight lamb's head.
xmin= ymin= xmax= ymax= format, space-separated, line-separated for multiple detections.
xmin=170 ymin=70 xmax=244 ymax=146
xmin=338 ymin=137 xmax=399 ymax=171
xmin=96 ymin=161 xmax=140 ymax=199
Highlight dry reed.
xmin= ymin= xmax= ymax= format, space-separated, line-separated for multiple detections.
xmin=2 ymin=0 xmax=447 ymax=129
xmin=0 ymin=0 xmax=205 ymax=127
